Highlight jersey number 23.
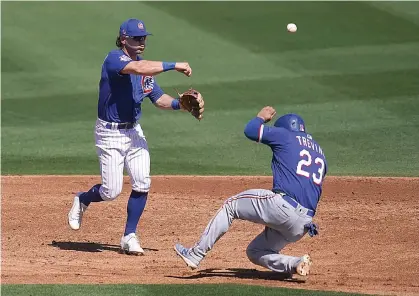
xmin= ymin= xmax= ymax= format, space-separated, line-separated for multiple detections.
xmin=296 ymin=149 xmax=325 ymax=185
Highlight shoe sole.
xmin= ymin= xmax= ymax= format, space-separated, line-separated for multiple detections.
xmin=173 ymin=246 xmax=198 ymax=270
xmin=296 ymin=255 xmax=312 ymax=276
xmin=119 ymin=248 xmax=144 ymax=256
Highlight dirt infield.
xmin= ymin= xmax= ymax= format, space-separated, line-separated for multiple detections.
xmin=2 ymin=176 xmax=419 ymax=295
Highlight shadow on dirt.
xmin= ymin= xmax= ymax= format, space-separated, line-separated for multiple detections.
xmin=48 ymin=240 xmax=159 ymax=253
xmin=166 ymin=268 xmax=306 ymax=283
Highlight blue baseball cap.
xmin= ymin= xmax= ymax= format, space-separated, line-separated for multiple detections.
xmin=119 ymin=18 xmax=152 ymax=37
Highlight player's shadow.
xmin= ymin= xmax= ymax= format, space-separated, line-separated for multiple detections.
xmin=167 ymin=268 xmax=306 ymax=283
xmin=48 ymin=240 xmax=158 ymax=253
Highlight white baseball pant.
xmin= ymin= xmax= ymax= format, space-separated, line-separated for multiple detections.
xmin=94 ymin=118 xmax=151 ymax=201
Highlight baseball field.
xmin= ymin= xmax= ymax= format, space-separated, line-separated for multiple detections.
xmin=2 ymin=1 xmax=419 ymax=296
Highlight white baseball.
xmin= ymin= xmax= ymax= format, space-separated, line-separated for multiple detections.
xmin=287 ymin=23 xmax=297 ymax=33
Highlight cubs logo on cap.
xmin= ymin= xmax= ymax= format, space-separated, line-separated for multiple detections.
xmin=119 ymin=18 xmax=152 ymax=37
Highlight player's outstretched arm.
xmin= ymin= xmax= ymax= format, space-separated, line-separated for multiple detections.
xmin=153 ymin=94 xmax=187 ymax=110
xmin=121 ymin=61 xmax=192 ymax=77
xmin=244 ymin=106 xmax=277 ymax=142
xmin=244 ymin=117 xmax=265 ymax=142
xmin=152 ymin=89 xmax=205 ymax=121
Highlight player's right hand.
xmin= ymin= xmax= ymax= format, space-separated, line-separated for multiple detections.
xmin=257 ymin=106 xmax=276 ymax=123
xmin=175 ymin=62 xmax=192 ymax=77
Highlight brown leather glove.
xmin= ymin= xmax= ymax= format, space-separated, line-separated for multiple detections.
xmin=178 ymin=88 xmax=205 ymax=120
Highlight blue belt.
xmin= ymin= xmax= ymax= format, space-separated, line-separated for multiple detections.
xmin=279 ymin=193 xmax=315 ymax=217
xmin=105 ymin=122 xmax=135 ymax=130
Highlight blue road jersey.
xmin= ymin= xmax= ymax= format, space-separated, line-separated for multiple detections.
xmin=98 ymin=49 xmax=164 ymax=123
xmin=244 ymin=117 xmax=328 ymax=212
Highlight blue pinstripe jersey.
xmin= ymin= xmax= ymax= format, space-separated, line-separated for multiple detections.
xmin=98 ymin=49 xmax=164 ymax=123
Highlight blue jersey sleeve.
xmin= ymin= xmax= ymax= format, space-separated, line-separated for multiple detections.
xmin=104 ymin=51 xmax=132 ymax=76
xmin=244 ymin=117 xmax=265 ymax=142
xmin=244 ymin=117 xmax=289 ymax=146
xmin=147 ymin=79 xmax=164 ymax=103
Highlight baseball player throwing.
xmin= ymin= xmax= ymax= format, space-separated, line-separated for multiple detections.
xmin=68 ymin=18 xmax=204 ymax=255
xmin=174 ymin=106 xmax=327 ymax=277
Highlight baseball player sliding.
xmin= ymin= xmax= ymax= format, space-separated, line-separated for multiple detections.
xmin=68 ymin=18 xmax=204 ymax=255
xmin=174 ymin=106 xmax=328 ymax=277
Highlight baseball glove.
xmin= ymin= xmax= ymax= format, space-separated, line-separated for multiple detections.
xmin=178 ymin=88 xmax=205 ymax=120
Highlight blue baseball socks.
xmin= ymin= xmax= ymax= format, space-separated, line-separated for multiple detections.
xmin=79 ymin=186 xmax=148 ymax=236
xmin=124 ymin=191 xmax=148 ymax=236
xmin=79 ymin=184 xmax=103 ymax=207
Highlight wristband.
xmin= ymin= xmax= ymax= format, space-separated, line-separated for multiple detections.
xmin=163 ymin=62 xmax=176 ymax=72
xmin=171 ymin=98 xmax=181 ymax=110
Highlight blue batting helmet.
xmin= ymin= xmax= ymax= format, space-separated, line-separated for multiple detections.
xmin=274 ymin=113 xmax=306 ymax=132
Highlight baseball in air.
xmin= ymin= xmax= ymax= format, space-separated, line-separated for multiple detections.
xmin=287 ymin=23 xmax=297 ymax=33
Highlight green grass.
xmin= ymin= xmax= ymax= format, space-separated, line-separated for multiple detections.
xmin=1 ymin=284 xmax=367 ymax=296
xmin=2 ymin=1 xmax=419 ymax=176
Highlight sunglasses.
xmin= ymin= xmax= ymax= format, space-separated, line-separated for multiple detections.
xmin=127 ymin=36 xmax=146 ymax=42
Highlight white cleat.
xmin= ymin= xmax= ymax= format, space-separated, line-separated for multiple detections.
xmin=68 ymin=193 xmax=87 ymax=230
xmin=296 ymin=254 xmax=313 ymax=276
xmin=120 ymin=233 xmax=144 ymax=256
